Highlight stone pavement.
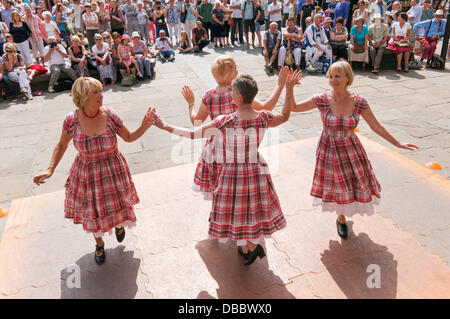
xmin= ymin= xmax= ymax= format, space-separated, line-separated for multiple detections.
xmin=1 ymin=137 xmax=449 ymax=298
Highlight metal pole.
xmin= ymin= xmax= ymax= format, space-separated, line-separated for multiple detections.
xmin=441 ymin=12 xmax=450 ymax=61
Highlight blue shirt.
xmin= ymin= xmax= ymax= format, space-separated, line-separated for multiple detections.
xmin=186 ymin=3 xmax=196 ymax=20
xmin=242 ymin=0 xmax=254 ymax=20
xmin=413 ymin=18 xmax=446 ymax=37
xmin=328 ymin=3 xmax=336 ymax=21
xmin=296 ymin=0 xmax=306 ymax=15
xmin=378 ymin=2 xmax=384 ymax=17
xmin=334 ymin=1 xmax=349 ymax=24
xmin=350 ymin=24 xmax=368 ymax=44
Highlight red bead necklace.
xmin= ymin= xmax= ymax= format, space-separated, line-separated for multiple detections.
xmin=82 ymin=108 xmax=100 ymax=118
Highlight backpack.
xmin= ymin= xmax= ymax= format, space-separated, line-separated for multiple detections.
xmin=430 ymin=54 xmax=445 ymax=69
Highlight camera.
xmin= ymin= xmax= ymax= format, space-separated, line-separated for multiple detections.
xmin=50 ymin=42 xmax=57 ymax=48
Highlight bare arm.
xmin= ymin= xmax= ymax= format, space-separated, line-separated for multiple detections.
xmin=253 ymin=66 xmax=290 ymax=111
xmin=291 ymin=96 xmax=317 ymax=113
xmin=117 ymin=108 xmax=154 ymax=142
xmin=182 ymin=85 xmax=209 ymax=125
xmin=360 ymin=107 xmax=419 ymax=150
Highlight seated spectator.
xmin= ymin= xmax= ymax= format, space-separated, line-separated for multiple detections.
xmin=263 ymin=22 xmax=282 ymax=73
xmin=91 ymin=33 xmax=117 ymax=85
xmin=131 ymin=31 xmax=154 ymax=78
xmin=304 ymin=14 xmax=332 ymax=66
xmin=3 ymin=34 xmax=16 ymax=54
xmin=387 ymin=12 xmax=411 ymax=72
xmin=349 ymin=16 xmax=369 ymax=71
xmin=26 ymin=63 xmax=48 ymax=81
xmin=102 ymin=32 xmax=113 ymax=47
xmin=330 ymin=16 xmax=348 ymax=61
xmin=118 ymin=34 xmax=142 ymax=76
xmin=68 ymin=35 xmax=88 ymax=78
xmin=322 ymin=16 xmax=333 ymax=41
xmin=278 ymin=18 xmax=302 ymax=70
xmin=77 ymin=32 xmax=90 ymax=51
xmin=414 ymin=9 xmax=446 ymax=67
xmin=192 ymin=21 xmax=210 ymax=53
xmin=368 ymin=13 xmax=389 ymax=74
xmin=41 ymin=11 xmax=60 ymax=44
xmin=0 ymin=55 xmax=17 ymax=101
xmin=1 ymin=43 xmax=32 ymax=100
xmin=111 ymin=31 xmax=124 ymax=78
xmin=178 ymin=31 xmax=194 ymax=53
xmin=43 ymin=35 xmax=78 ymax=93
xmin=0 ymin=19 xmax=8 ymax=57
xmin=155 ymin=30 xmax=175 ymax=62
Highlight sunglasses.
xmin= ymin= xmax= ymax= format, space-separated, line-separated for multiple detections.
xmin=103 ymin=36 xmax=110 ymax=39
xmin=95 ymin=38 xmax=102 ymax=41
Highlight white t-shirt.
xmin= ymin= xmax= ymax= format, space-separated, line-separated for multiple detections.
xmin=92 ymin=42 xmax=110 ymax=55
xmin=155 ymin=37 xmax=171 ymax=51
xmin=391 ymin=21 xmax=411 ymax=38
xmin=231 ymin=0 xmax=243 ymax=18
xmin=44 ymin=22 xmax=57 ymax=39
xmin=268 ymin=2 xmax=282 ymax=22
xmin=282 ymin=0 xmax=290 ymax=14
xmin=44 ymin=44 xmax=67 ymax=66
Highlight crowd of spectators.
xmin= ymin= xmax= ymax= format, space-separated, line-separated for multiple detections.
xmin=0 ymin=0 xmax=448 ymax=101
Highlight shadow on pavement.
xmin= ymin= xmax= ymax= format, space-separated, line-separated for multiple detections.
xmin=60 ymin=245 xmax=140 ymax=299
xmin=195 ymin=239 xmax=296 ymax=299
xmin=320 ymin=222 xmax=398 ymax=299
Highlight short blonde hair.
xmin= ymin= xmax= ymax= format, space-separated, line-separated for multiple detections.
xmin=11 ymin=11 xmax=22 ymax=22
xmin=211 ymin=55 xmax=236 ymax=85
xmin=4 ymin=43 xmax=16 ymax=53
xmin=71 ymin=35 xmax=81 ymax=42
xmin=72 ymin=77 xmax=102 ymax=109
xmin=326 ymin=60 xmax=354 ymax=87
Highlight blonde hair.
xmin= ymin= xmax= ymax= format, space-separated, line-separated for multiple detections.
xmin=72 ymin=77 xmax=103 ymax=109
xmin=211 ymin=55 xmax=236 ymax=85
xmin=71 ymin=35 xmax=81 ymax=42
xmin=11 ymin=11 xmax=23 ymax=23
xmin=4 ymin=43 xmax=16 ymax=53
xmin=326 ymin=60 xmax=354 ymax=87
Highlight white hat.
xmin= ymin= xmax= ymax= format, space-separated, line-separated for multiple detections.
xmin=132 ymin=31 xmax=141 ymax=38
xmin=435 ymin=9 xmax=444 ymax=16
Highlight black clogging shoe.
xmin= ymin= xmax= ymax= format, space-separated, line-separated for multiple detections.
xmin=95 ymin=244 xmax=106 ymax=265
xmin=244 ymin=244 xmax=266 ymax=266
xmin=115 ymin=227 xmax=125 ymax=243
xmin=237 ymin=246 xmax=249 ymax=258
xmin=336 ymin=220 xmax=348 ymax=239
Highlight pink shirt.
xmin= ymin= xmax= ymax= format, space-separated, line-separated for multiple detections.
xmin=24 ymin=14 xmax=42 ymax=41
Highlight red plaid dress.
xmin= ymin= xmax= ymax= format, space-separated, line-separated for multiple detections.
xmin=311 ymin=92 xmax=381 ymax=217
xmin=208 ymin=111 xmax=286 ymax=244
xmin=63 ymin=107 xmax=139 ymax=236
xmin=193 ymin=87 xmax=237 ymax=199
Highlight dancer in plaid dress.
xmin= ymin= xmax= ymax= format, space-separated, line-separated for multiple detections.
xmin=182 ymin=55 xmax=291 ymax=199
xmin=33 ymin=77 xmax=155 ymax=265
xmin=289 ymin=61 xmax=419 ymax=238
xmin=151 ymin=71 xmax=301 ymax=265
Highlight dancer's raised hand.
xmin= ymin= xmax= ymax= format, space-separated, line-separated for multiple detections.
xmin=286 ymin=69 xmax=302 ymax=89
xmin=278 ymin=66 xmax=290 ymax=87
xmin=142 ymin=107 xmax=155 ymax=129
xmin=181 ymin=85 xmax=195 ymax=106
xmin=150 ymin=110 xmax=165 ymax=129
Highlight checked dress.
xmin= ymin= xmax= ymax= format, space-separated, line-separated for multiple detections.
xmin=193 ymin=87 xmax=237 ymax=199
xmin=311 ymin=92 xmax=381 ymax=217
xmin=208 ymin=111 xmax=286 ymax=245
xmin=63 ymin=107 xmax=139 ymax=237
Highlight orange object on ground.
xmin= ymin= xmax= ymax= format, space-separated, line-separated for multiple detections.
xmin=0 ymin=208 xmax=9 ymax=218
xmin=354 ymin=128 xmax=360 ymax=132
xmin=425 ymin=162 xmax=442 ymax=170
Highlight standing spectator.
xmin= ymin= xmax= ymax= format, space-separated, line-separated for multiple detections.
xmin=153 ymin=1 xmax=170 ymax=39
xmin=376 ymin=0 xmax=387 ymax=21
xmin=144 ymin=0 xmax=157 ymax=43
xmin=334 ymin=0 xmax=349 ymax=26
xmin=24 ymin=4 xmax=44 ymax=65
xmin=91 ymin=33 xmax=117 ymax=85
xmin=326 ymin=0 xmax=337 ymax=21
xmin=109 ymin=0 xmax=126 ymax=36
xmin=353 ymin=0 xmax=369 ymax=25
xmin=421 ymin=1 xmax=435 ymax=22
xmin=387 ymin=12 xmax=411 ymax=72
xmin=407 ymin=0 xmax=423 ymax=47
xmin=83 ymin=3 xmax=100 ymax=48
xmin=263 ymin=22 xmax=282 ymax=72
xmin=414 ymin=9 xmax=446 ymax=67
xmin=349 ymin=16 xmax=369 ymax=70
xmin=282 ymin=0 xmax=291 ymax=27
xmin=288 ymin=0 xmax=297 ymax=21
xmin=1 ymin=1 xmax=18 ymax=28
xmin=222 ymin=0 xmax=232 ymax=46
xmin=71 ymin=0 xmax=83 ymax=34
xmin=368 ymin=13 xmax=389 ymax=73
xmin=242 ymin=0 xmax=255 ymax=48
xmin=137 ymin=2 xmax=150 ymax=44
xmin=131 ymin=31 xmax=153 ymax=77
xmin=167 ymin=0 xmax=181 ymax=44
xmin=278 ymin=18 xmax=302 ymax=69
xmin=367 ymin=0 xmax=380 ymax=25
xmin=123 ymin=0 xmax=140 ymax=36
xmin=199 ymin=0 xmax=213 ymax=39
xmin=296 ymin=0 xmax=306 ymax=26
xmin=2 ymin=43 xmax=33 ymax=99
xmin=300 ymin=0 xmax=315 ymax=31
xmin=268 ymin=0 xmax=283 ymax=30
xmin=304 ymin=13 xmax=332 ymax=65
xmin=184 ymin=0 xmax=202 ymax=43
xmin=230 ymin=0 xmax=244 ymax=45
xmin=55 ymin=3 xmax=69 ymax=46
xmin=36 ymin=5 xmax=45 ymax=22
xmin=98 ymin=1 xmax=111 ymax=33
xmin=211 ymin=0 xmax=225 ymax=47
xmin=254 ymin=0 xmax=264 ymax=48
xmin=330 ymin=16 xmax=348 ymax=60
xmin=44 ymin=35 xmax=78 ymax=93
xmin=68 ymin=35 xmax=88 ymax=78
xmin=155 ymin=29 xmax=175 ymax=61
xmin=192 ymin=20 xmax=210 ymax=52
xmin=0 ymin=56 xmax=17 ymax=101
xmin=41 ymin=10 xmax=61 ymax=44
xmin=9 ymin=11 xmax=33 ymax=66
